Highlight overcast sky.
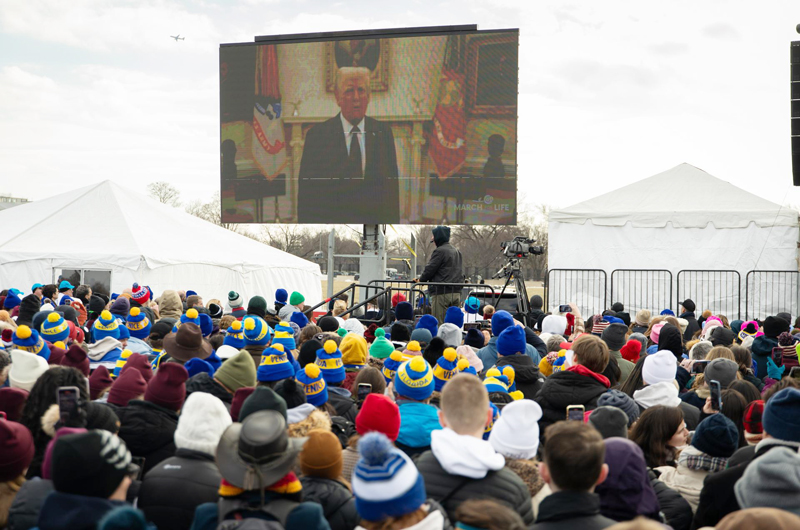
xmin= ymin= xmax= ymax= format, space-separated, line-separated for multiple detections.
xmin=2 ymin=0 xmax=800 ymax=218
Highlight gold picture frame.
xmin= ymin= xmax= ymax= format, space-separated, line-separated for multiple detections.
xmin=325 ymin=39 xmax=390 ymax=92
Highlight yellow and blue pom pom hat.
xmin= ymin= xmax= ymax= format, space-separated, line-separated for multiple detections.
xmin=382 ymin=351 xmax=407 ymax=383
xmin=223 ymin=320 xmax=245 ymax=350
xmin=433 ymin=347 xmax=459 ymax=391
xmin=297 ymin=363 xmax=328 ymax=407
xmin=13 ymin=325 xmax=51 ymax=361
xmin=173 ymin=308 xmax=201 ymax=332
xmin=40 ymin=312 xmax=69 ymax=344
xmin=93 ymin=310 xmax=120 ymax=342
xmin=394 ymin=356 xmax=434 ymax=401
xmin=126 ymin=307 xmax=151 ymax=340
xmin=257 ymin=343 xmax=295 ymax=382
xmin=243 ymin=315 xmax=271 ymax=346
xmin=113 ymin=349 xmax=134 ymax=378
xmin=315 ymin=340 xmax=345 ymax=384
xmin=272 ymin=321 xmax=296 ymax=351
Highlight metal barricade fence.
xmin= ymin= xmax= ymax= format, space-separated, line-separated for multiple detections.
xmin=610 ymin=269 xmax=672 ymax=316
xmin=676 ymin=270 xmax=741 ymax=320
xmin=745 ymin=270 xmax=800 ymax=320
xmin=545 ymin=269 xmax=607 ymax=318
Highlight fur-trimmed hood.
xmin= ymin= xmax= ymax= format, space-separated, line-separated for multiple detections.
xmin=287 ymin=409 xmax=331 ymax=438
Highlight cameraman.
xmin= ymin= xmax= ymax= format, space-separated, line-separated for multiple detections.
xmin=414 ymin=225 xmax=464 ymax=323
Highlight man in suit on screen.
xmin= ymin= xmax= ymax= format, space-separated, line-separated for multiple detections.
xmin=297 ymin=66 xmax=399 ymax=223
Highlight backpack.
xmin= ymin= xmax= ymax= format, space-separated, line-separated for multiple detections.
xmin=215 ymin=497 xmax=299 ymax=530
xmin=330 ymin=415 xmax=356 ymax=448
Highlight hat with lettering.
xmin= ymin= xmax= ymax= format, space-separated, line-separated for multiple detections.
xmin=297 ymin=364 xmax=328 ymax=407
xmin=93 ymin=310 xmax=120 ymax=341
xmin=223 ymin=320 xmax=246 ymax=350
xmin=243 ymin=315 xmax=271 ymax=346
xmin=13 ymin=325 xmax=51 ymax=361
xmin=257 ymin=344 xmax=295 ymax=382
xmin=315 ymin=340 xmax=345 ymax=384
xmin=125 ymin=308 xmax=151 ymax=340
xmin=394 ymin=357 xmax=434 ymax=401
xmin=131 ymin=283 xmax=150 ymax=306
xmin=433 ymin=347 xmax=459 ymax=391
xmin=381 ymin=351 xmax=406 ymax=384
xmin=271 ymin=322 xmax=296 ymax=351
xmin=41 ymin=312 xmax=69 ymax=344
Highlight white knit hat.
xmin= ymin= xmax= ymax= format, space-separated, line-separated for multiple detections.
xmin=174 ymin=392 xmax=232 ymax=456
xmin=215 ymin=344 xmax=241 ymax=360
xmin=541 ymin=315 xmax=567 ymax=336
xmin=343 ymin=318 xmax=365 ymax=337
xmin=642 ymin=350 xmax=677 ymax=385
xmin=437 ymin=323 xmax=462 ymax=348
xmin=227 ymin=291 xmax=244 ymax=309
xmin=9 ymin=349 xmax=49 ymax=391
xmin=489 ymin=399 xmax=542 ymax=459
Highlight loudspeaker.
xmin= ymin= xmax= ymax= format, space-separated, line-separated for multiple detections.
xmin=792 ymin=42 xmax=800 ymax=185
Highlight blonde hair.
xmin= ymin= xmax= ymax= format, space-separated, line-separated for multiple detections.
xmin=334 ymin=67 xmax=371 ymax=95
xmin=441 ymin=374 xmax=489 ymax=434
xmin=332 ymin=299 xmax=347 ymax=317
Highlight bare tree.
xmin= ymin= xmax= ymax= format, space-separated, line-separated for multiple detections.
xmin=185 ymin=192 xmax=241 ymax=232
xmin=147 ymin=181 xmax=181 ymax=207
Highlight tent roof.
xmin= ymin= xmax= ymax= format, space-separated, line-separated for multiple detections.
xmin=0 ymin=180 xmax=321 ymax=275
xmin=549 ymin=163 xmax=798 ymax=228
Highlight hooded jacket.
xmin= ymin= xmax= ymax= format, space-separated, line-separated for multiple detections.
xmin=86 ymin=337 xmax=123 ymax=367
xmin=116 ymin=399 xmax=179 ymax=474
xmin=185 ymin=372 xmax=232 ymax=407
xmin=157 ymin=290 xmax=183 ymax=321
xmin=649 ymin=470 xmax=693 ymax=530
xmin=530 ymin=491 xmax=616 ymax=530
xmin=680 ymin=312 xmax=701 ymax=342
xmin=299 ymin=477 xmax=359 ymax=530
xmin=34 ymin=492 xmax=126 ymax=530
xmin=751 ymin=335 xmax=778 ymax=379
xmin=635 ymin=382 xmax=701 ymax=430
xmin=494 ymin=354 xmax=543 ymax=398
xmin=419 ymin=227 xmax=464 ymax=295
xmin=595 ymin=440 xmax=661 ymax=523
xmin=534 ymin=365 xmax=610 ymax=435
xmin=396 ymin=402 xmax=442 ymax=457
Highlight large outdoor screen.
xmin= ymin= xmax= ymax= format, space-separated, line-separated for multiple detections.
xmin=220 ymin=27 xmax=518 ymax=225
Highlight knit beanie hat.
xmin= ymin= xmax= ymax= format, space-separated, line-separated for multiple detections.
xmin=247 ymin=296 xmax=267 ymax=319
xmin=433 ymin=348 xmax=459 ymax=391
xmin=395 ymin=301 xmax=413 ymax=321
xmin=705 ymin=358 xmax=739 ymax=388
xmin=415 ymin=314 xmax=439 ymax=338
xmin=3 ymin=291 xmax=21 ymax=310
xmin=215 ymin=348 xmax=257 ymax=392
xmin=121 ymin=352 xmax=153 ymax=383
xmin=107 ymin=368 xmax=147 ymax=407
xmin=223 ymin=320 xmax=246 ymax=350
xmin=634 ymin=310 xmax=651 ymax=327
xmin=89 ymin=365 xmax=113 ymax=400
xmin=289 ymin=292 xmax=305 ymax=306
xmin=129 ymin=283 xmax=149 ymax=306
xmin=762 ymin=388 xmax=800 ymax=442
xmin=483 ymin=368 xmax=510 ymax=394
xmin=274 ymin=377 xmax=306 ymax=409
xmin=588 ymin=406 xmax=630 ymax=439
xmin=185 ymin=358 xmax=215 ymax=378
xmin=316 ymin=340 xmax=345 ymax=384
xmin=197 ymin=313 xmax=213 ymax=338
xmin=93 ymin=310 xmax=120 ymax=341
xmin=239 ymin=386 xmax=289 ymax=422
xmin=318 ymin=315 xmax=339 ymax=332
xmin=405 ymin=329 xmax=428 ymax=347
xmin=497 ymin=325 xmax=526 ymax=356
xmin=464 ymin=328 xmax=484 ymax=349
xmin=9 ymin=349 xmax=49 ymax=391
xmin=352 ymin=432 xmax=426 ymax=521
xmin=290 ymin=311 xmax=309 ymax=329
xmin=300 ymin=429 xmax=343 ymax=480
xmin=542 ymin=315 xmax=568 ymax=336
xmin=228 ymin=290 xmax=244 ymax=309
xmin=13 ymin=325 xmax=51 ymax=361
xmin=243 ymin=315 xmax=271 ymax=346
xmin=47 ymin=341 xmax=67 ymax=366
xmin=764 ymin=316 xmax=790 ymax=339
xmin=112 ymin=349 xmax=133 ymax=378
xmin=444 ymin=306 xmax=464 ymax=329
xmin=601 ymin=323 xmax=628 ymax=352
xmin=403 ymin=340 xmax=423 ymax=357
xmin=389 ymin=322 xmax=410 ymax=343
xmin=341 ymin=333 xmax=368 ymax=367
xmin=735 ymin=447 xmax=800 ymax=516
xmin=297 ymin=364 xmax=328 ymax=407
xmin=394 ymin=357 xmax=434 ymax=401
xmin=125 ymin=308 xmax=151 ymax=340
xmin=491 ymin=310 xmax=514 ymax=337
xmin=369 ymin=329 xmax=394 ymax=359
xmin=295 ymin=338 xmax=320 ymax=368
xmin=481 ymin=402 xmax=499 ymax=441
xmin=229 ymin=387 xmax=255 ymax=422
xmin=178 ymin=308 xmax=201 ymax=329
xmin=597 ymin=389 xmax=640 ymax=426
xmin=274 ymin=289 xmax=288 ymax=304
xmin=257 ymin=344 xmax=295 ymax=382
xmin=642 ymin=350 xmax=677 ymax=385
xmin=692 ymin=414 xmax=739 ymax=457
xmin=173 ymin=392 xmax=232 ymax=456
xmin=382 ymin=351 xmax=406 ymax=383
xmin=52 ymin=430 xmax=132 ymax=499
xmin=117 ymin=324 xmax=131 ymax=344
xmin=620 ymin=339 xmax=643 ymax=363
xmin=356 ymin=393 xmax=401 ymax=441
xmin=0 ymin=387 xmax=28 ymax=422
xmin=437 ymin=323 xmax=462 ymax=349
xmin=41 ymin=312 xmax=69 ymax=344
xmin=0 ymin=417 xmax=34 ymax=482
xmin=744 ymin=400 xmax=765 ymax=436
xmin=458 ymin=358 xmax=477 ymax=377
xmin=60 ymin=345 xmax=90 ymax=376
xmin=489 ymin=399 xmax=541 ymax=459
xmin=145 ymin=362 xmax=188 ymax=411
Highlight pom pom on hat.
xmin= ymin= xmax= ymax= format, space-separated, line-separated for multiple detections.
xmin=186 ymin=308 xmax=198 ymax=319
xmin=54 ymin=341 xmax=66 ymax=350
xmin=337 ymin=328 xmax=347 ymax=337
xmin=125 ymin=306 xmax=151 ymax=340
xmin=381 ymin=351 xmax=406 ymax=383
xmin=502 ymin=365 xmax=516 ymax=390
xmin=457 ymin=358 xmax=470 ymax=371
xmin=433 ymin=347 xmax=459 ymax=391
xmin=406 ymin=341 xmax=421 ymax=353
xmin=316 ymin=340 xmax=345 ymax=384
xmin=297 ymin=363 xmax=328 ymax=407
xmin=15 ymin=325 xmax=31 ymax=340
xmin=130 ymin=307 xmax=140 ymax=317
xmin=394 ymin=356 xmax=434 ymax=401
xmin=242 ymin=316 xmax=271 ymax=346
xmin=93 ymin=311 xmax=120 ymax=341
xmin=257 ymin=345 xmax=295 ymax=382
xmin=13 ymin=325 xmax=50 ymax=361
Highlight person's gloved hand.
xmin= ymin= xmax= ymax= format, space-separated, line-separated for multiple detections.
xmin=767 ymin=357 xmax=786 ymax=380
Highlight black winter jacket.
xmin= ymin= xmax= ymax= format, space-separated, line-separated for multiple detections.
xmin=328 ymin=390 xmax=358 ymax=422
xmin=116 ymin=400 xmax=178 ymax=474
xmin=680 ymin=312 xmax=701 ymax=342
xmin=534 ymin=369 xmax=609 ymax=434
xmin=185 ymin=372 xmax=233 ymax=407
xmin=531 ymin=491 xmax=616 ymax=530
xmin=648 ymin=470 xmax=692 ymax=530
xmin=299 ymin=476 xmax=359 ymax=530
xmin=494 ymin=354 xmax=543 ymax=399
xmin=7 ymin=478 xmax=53 ymax=530
xmin=138 ymin=449 xmax=221 ymax=530
xmin=419 ymin=227 xmax=463 ymax=295
xmin=415 ymin=450 xmax=533 ymax=525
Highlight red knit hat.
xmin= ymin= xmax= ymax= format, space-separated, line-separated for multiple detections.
xmin=230 ymin=387 xmax=256 ymax=422
xmin=89 ymin=365 xmax=113 ymax=400
xmin=0 ymin=388 xmax=29 ymax=422
xmin=107 ymin=368 xmax=147 ymax=407
xmin=120 ymin=353 xmax=153 ymax=383
xmin=620 ymin=339 xmax=642 ymax=363
xmin=131 ymin=283 xmax=150 ymax=305
xmin=743 ymin=400 xmax=764 ymax=434
xmin=60 ymin=345 xmax=90 ymax=376
xmin=391 ymin=292 xmax=407 ymax=308
xmin=356 ymin=393 xmax=401 ymax=442
xmin=0 ymin=418 xmax=34 ymax=482
xmin=145 ymin=363 xmax=188 ymax=411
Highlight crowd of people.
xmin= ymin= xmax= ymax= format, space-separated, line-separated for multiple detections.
xmin=1 ymin=276 xmax=800 ymax=530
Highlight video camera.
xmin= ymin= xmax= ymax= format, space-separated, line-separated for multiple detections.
xmin=501 ymin=236 xmax=545 ymax=259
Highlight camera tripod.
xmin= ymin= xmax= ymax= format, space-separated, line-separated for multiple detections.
xmin=492 ymin=258 xmax=531 ymax=323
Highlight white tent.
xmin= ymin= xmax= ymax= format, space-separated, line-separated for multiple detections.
xmin=548 ymin=163 xmax=799 ymax=315
xmin=0 ymin=181 xmax=322 ymax=305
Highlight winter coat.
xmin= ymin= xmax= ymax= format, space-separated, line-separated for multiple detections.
xmin=419 ymin=227 xmax=464 ymax=295
xmin=327 ymin=388 xmax=358 ymax=422
xmin=680 ymin=312 xmax=701 ymax=342
xmin=185 ymin=372 xmax=233 ymax=407
xmin=6 ymin=478 xmax=52 ymax=530
xmin=396 ymin=402 xmax=442 ymax=457
xmin=477 ymin=337 xmax=541 ymax=371
xmin=530 ymin=491 xmax=616 ymax=530
xmin=680 ymin=390 xmax=705 ymax=411
xmin=611 ymin=351 xmax=635 ymax=385
xmin=341 ymin=370 xmax=358 ymax=393
xmin=33 ymin=491 xmax=127 ymax=530
xmin=157 ymin=290 xmax=183 ymax=321
xmin=116 ymin=399 xmax=179 ymax=474
xmin=649 ymin=470 xmax=693 ymax=530
xmin=138 ymin=448 xmax=221 ymax=530
xmin=341 ymin=447 xmax=359 ymax=485
xmin=726 ymin=444 xmax=757 ymax=468
xmin=416 ymin=450 xmax=534 ymax=525
xmin=299 ymin=477 xmax=359 ymax=530
xmin=751 ymin=335 xmax=778 ymax=379
xmin=494 ymin=354 xmax=543 ymax=398
xmin=243 ymin=344 xmax=265 ymax=370
xmin=189 ymin=490 xmax=329 ymax=530
xmin=503 ymin=457 xmax=549 ymax=518
xmin=655 ymin=463 xmax=707 ymax=512
xmin=534 ymin=366 xmax=610 ymax=435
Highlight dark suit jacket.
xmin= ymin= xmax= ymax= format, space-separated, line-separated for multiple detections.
xmin=298 ymin=114 xmax=399 ymax=223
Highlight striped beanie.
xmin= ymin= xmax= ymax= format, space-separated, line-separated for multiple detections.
xmin=381 ymin=351 xmax=407 ymax=383
xmin=176 ymin=308 xmax=201 ymax=330
xmin=223 ymin=320 xmax=245 ymax=350
xmin=483 ymin=368 xmax=510 ymax=393
xmin=113 ymin=349 xmax=133 ymax=378
xmin=41 ymin=312 xmax=70 ymax=344
xmin=228 ymin=290 xmax=244 ymax=309
xmin=501 ymin=365 xmax=517 ymax=392
xmin=92 ymin=311 xmax=120 ymax=341
xmin=433 ymin=347 xmax=459 ymax=391
xmin=458 ymin=358 xmax=477 ymax=377
xmin=316 ymin=340 xmax=345 ymax=384
xmin=131 ymin=283 xmax=150 ymax=305
xmin=126 ymin=308 xmax=151 ymax=340
xmin=394 ymin=357 xmax=434 ymax=401
xmin=13 ymin=325 xmax=51 ymax=361
xmin=257 ymin=344 xmax=295 ymax=382
xmin=243 ymin=315 xmax=271 ymax=346
xmin=297 ymin=364 xmax=328 ymax=407
xmin=272 ymin=322 xmax=296 ymax=351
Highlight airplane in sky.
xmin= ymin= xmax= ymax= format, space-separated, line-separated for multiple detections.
xmin=170 ymin=35 xmax=185 ymax=42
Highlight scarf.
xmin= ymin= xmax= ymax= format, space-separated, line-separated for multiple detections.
xmin=678 ymin=446 xmax=728 ymax=473
xmin=218 ymin=472 xmax=303 ymax=497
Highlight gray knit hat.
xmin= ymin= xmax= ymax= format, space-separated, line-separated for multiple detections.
xmin=601 ymin=323 xmax=628 ymax=351
xmin=598 ymin=389 xmax=640 ymax=426
xmin=735 ymin=447 xmax=800 ymax=516
xmin=588 ymin=406 xmax=629 ymax=439
xmin=705 ymin=358 xmax=739 ymax=388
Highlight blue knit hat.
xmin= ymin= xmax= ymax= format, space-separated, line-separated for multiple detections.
xmin=433 ymin=348 xmax=459 ymax=391
xmin=394 ymin=357 xmax=434 ymax=401
xmin=483 ymin=402 xmax=500 ymax=440
xmin=257 ymin=344 xmax=295 ymax=382
xmin=297 ymin=364 xmax=328 ymax=407
xmin=3 ymin=291 xmax=21 ymax=310
xmin=315 ymin=340 xmax=345 ymax=384
xmin=205 ymin=351 xmax=222 ymax=373
xmin=272 ymin=322 xmax=296 ymax=351
xmin=113 ymin=349 xmax=133 ymax=378
xmin=185 ymin=357 xmax=215 ymax=378
xmin=275 ymin=289 xmax=288 ymax=304
xmin=444 ymin=306 xmax=464 ymax=329
xmin=497 ymin=325 xmax=526 ymax=356
xmin=223 ymin=320 xmax=245 ymax=350
xmin=40 ymin=312 xmax=70 ymax=344
xmin=491 ymin=310 xmax=515 ymax=337
xmin=464 ymin=328 xmax=484 ymax=349
xmin=762 ymin=387 xmax=800 ymax=443
xmin=186 ymin=290 xmax=197 ymax=298
xmin=12 ymin=325 xmax=51 ymax=361
xmin=395 ymin=301 xmax=413 ymax=321
xmin=352 ymin=432 xmax=426 ymax=521
xmin=415 ymin=314 xmax=438 ymax=338
xmin=93 ymin=310 xmax=120 ymax=341
xmin=290 ymin=311 xmax=309 ymax=329
xmin=692 ymin=413 xmax=739 ymax=458
xmin=198 ymin=313 xmax=213 ymax=337
xmin=458 ymin=358 xmax=477 ymax=377
xmin=483 ymin=368 xmax=510 ymax=393
xmin=464 ymin=296 xmax=480 ymax=315
xmin=177 ymin=308 xmax=201 ymax=330
xmin=410 ymin=327 xmax=432 ymax=345
xmin=660 ymin=309 xmax=675 ymax=316
xmin=125 ymin=307 xmax=151 ymax=340
xmin=381 ymin=351 xmax=407 ymax=383
xmin=117 ymin=324 xmax=130 ymax=341
xmin=243 ymin=315 xmax=271 ymax=346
